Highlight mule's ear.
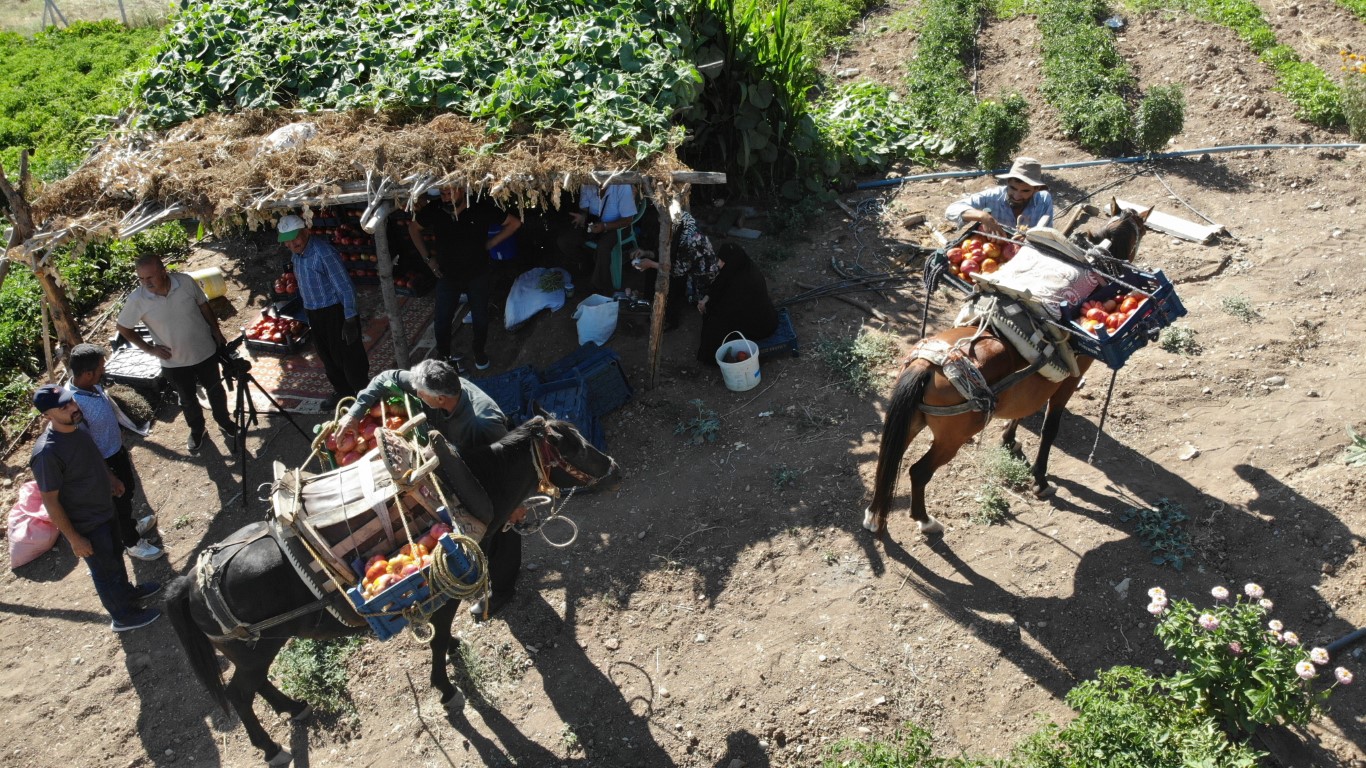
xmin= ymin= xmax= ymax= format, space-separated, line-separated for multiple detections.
xmin=1110 ymin=197 xmax=1121 ymax=216
xmin=1138 ymin=206 xmax=1154 ymax=223
xmin=531 ymin=401 xmax=550 ymax=420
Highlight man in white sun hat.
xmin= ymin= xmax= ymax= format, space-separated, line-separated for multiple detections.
xmin=946 ymin=155 xmax=1054 ymax=236
xmin=278 ymin=214 xmax=369 ymax=403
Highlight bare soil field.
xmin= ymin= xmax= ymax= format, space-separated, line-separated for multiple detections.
xmin=1 ymin=5 xmax=1364 ymax=768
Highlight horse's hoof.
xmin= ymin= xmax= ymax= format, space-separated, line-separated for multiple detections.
xmin=918 ymin=516 xmax=945 ymax=535
xmin=862 ymin=507 xmax=881 ymax=534
xmin=1033 ymin=483 xmax=1056 ymax=500
xmin=440 ymin=689 xmax=466 ymax=711
xmin=288 ymin=704 xmax=314 ymax=723
xmin=266 ymin=749 xmax=293 ymax=767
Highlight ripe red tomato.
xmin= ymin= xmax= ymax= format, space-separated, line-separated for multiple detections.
xmin=385 ymin=415 xmax=406 ymax=431
xmin=1120 ymin=296 xmax=1141 ymax=314
xmin=360 ymin=420 xmax=379 ymax=440
xmin=1085 ymin=307 xmax=1107 ymax=323
xmin=337 ymin=431 xmax=357 ymax=453
xmin=1105 ymin=313 xmax=1124 ymax=331
xmin=960 ymin=258 xmax=981 ymax=275
xmin=339 ymin=451 xmax=362 ymax=466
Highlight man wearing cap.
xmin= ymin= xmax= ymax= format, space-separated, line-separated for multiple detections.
xmin=117 ymin=255 xmax=239 ymax=456
xmin=66 ymin=343 xmax=163 ymax=562
xmin=29 ymin=384 xmax=162 ymax=632
xmin=946 ymin=156 xmax=1055 ymax=236
xmin=278 ymin=214 xmax=369 ymax=401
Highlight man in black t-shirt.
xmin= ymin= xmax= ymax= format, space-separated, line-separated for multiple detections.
xmin=29 ymin=385 xmax=162 ymax=632
xmin=407 ymin=186 xmax=521 ymax=370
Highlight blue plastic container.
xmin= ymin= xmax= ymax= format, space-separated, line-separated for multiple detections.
xmin=1062 ymin=268 xmax=1186 ymax=370
xmin=540 ymin=344 xmax=633 ymax=420
xmin=488 ymin=224 xmax=519 ymax=262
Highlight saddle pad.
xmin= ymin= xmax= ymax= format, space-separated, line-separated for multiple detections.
xmin=974 ymin=244 xmax=1104 ymax=320
xmin=955 ymin=294 xmax=1079 ymax=382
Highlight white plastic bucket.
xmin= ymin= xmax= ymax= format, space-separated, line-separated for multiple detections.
xmin=715 ymin=331 xmax=760 ymax=392
xmin=187 ymin=267 xmax=227 ymax=300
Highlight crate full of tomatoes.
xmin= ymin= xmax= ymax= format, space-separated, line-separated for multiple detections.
xmin=272 ymin=270 xmax=298 ymax=298
xmin=345 ymin=515 xmax=481 ymax=641
xmin=244 ymin=310 xmax=310 ymax=354
xmin=937 ymin=232 xmax=1022 ymax=295
xmin=1062 ymin=267 xmax=1186 ymax=370
xmin=319 ymin=399 xmax=413 ymax=468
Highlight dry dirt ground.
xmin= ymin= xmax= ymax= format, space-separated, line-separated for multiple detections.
xmin=3 ymin=4 xmax=1366 ymax=768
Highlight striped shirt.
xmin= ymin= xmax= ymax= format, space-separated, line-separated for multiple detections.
xmin=292 ymin=235 xmax=357 ymax=319
xmin=67 ymin=383 xmax=123 ymax=459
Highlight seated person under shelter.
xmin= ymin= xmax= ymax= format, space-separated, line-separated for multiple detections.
xmin=555 ymin=182 xmax=637 ymax=296
xmin=945 ymin=156 xmax=1054 ymax=235
xmin=630 ymin=205 xmax=719 ymax=330
xmin=696 ymin=243 xmax=779 ymax=365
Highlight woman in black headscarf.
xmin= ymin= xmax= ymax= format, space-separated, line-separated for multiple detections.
xmin=696 ymin=243 xmax=779 ymax=365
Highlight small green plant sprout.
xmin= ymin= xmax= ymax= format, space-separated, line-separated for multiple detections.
xmin=1120 ymin=498 xmax=1195 ymax=569
xmin=1219 ymin=294 xmax=1262 ymax=323
xmin=815 ymin=328 xmax=900 ymax=396
xmin=1344 ymin=50 xmax=1366 ymax=140
xmin=1342 ymin=424 xmax=1366 ymax=467
xmin=971 ymin=483 xmax=1010 ymax=525
xmin=772 ymin=464 xmax=806 ymax=490
xmin=1146 ymin=583 xmax=1356 ymax=736
xmin=560 ymin=723 xmax=582 ymax=753
xmin=980 ymin=445 xmax=1032 ymax=490
xmin=1159 ymin=324 xmax=1201 ymax=355
xmin=675 ymin=399 xmax=721 ymax=444
xmin=822 ymin=550 xmax=839 ymax=566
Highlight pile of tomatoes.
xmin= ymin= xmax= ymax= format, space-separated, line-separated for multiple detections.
xmin=272 ymin=271 xmax=298 ymax=295
xmin=245 ymin=313 xmax=307 ymax=346
xmin=945 ymin=236 xmax=1021 ymax=285
xmin=358 ymin=521 xmax=452 ymax=601
xmin=1077 ymin=292 xmax=1149 ymax=336
xmin=323 ymin=400 xmax=412 ymax=467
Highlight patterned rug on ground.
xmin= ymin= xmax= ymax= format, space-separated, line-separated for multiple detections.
xmin=242 ymin=291 xmax=435 ymax=414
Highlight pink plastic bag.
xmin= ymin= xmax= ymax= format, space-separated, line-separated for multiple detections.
xmin=8 ymin=481 xmax=59 ymax=569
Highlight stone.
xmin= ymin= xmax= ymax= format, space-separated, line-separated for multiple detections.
xmin=1179 ymin=444 xmax=1200 ymax=461
xmin=604 ymin=638 xmax=620 ymax=650
xmin=1265 ymin=375 xmax=1286 ymax=387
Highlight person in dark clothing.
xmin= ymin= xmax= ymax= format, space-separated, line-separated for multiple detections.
xmin=631 ymin=204 xmax=719 ymax=331
xmin=407 ymin=187 xmax=521 ymax=371
xmin=696 ymin=243 xmax=779 ymax=365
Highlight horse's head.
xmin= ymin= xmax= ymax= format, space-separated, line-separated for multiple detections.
xmin=526 ymin=405 xmax=623 ymax=493
xmin=1080 ymin=199 xmax=1151 ymax=264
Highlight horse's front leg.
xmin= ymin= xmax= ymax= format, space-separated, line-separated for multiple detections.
xmin=1030 ymin=379 xmax=1082 ymax=498
xmin=1000 ymin=419 xmax=1025 ymax=461
xmin=427 ymin=601 xmax=463 ymax=708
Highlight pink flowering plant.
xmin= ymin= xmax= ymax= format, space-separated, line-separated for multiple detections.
xmin=1150 ymin=583 xmax=1353 ymax=736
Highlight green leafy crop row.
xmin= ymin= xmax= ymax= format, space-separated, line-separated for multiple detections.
xmin=1333 ymin=0 xmax=1366 ymax=20
xmin=135 ymin=0 xmax=701 ymax=156
xmin=1129 ymin=0 xmax=1344 ymax=126
xmin=0 ymin=21 xmax=160 ymax=181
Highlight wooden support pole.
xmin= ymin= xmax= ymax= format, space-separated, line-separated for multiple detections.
xmin=645 ymin=183 xmax=678 ymax=390
xmin=367 ymin=202 xmax=410 ymax=369
xmin=39 ymin=301 xmax=55 ymax=380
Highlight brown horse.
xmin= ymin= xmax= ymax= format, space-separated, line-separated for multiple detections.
xmin=864 ymin=206 xmax=1151 ymax=537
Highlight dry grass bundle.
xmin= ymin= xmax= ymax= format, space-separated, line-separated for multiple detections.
xmin=33 ymin=109 xmax=685 ymax=241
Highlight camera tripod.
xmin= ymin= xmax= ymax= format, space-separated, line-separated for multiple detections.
xmin=220 ymin=344 xmax=311 ymax=510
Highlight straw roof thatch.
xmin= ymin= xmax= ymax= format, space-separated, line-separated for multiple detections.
xmin=29 ymin=109 xmax=690 ymax=249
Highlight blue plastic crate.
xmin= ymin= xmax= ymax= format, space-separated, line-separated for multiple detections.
xmin=345 ymin=528 xmax=483 ymax=641
xmin=1062 ymin=268 xmax=1186 ymax=370
xmin=541 ymin=344 xmax=632 ymax=419
xmin=755 ymin=308 xmax=800 ymax=358
xmin=470 ymin=366 xmax=542 ymax=423
xmin=529 ymin=375 xmax=604 ymax=450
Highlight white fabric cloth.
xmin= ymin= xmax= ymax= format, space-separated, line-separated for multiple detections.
xmin=504 ymin=267 xmax=573 ymax=330
xmin=975 ymin=245 xmax=1104 ymax=320
xmin=116 ymin=272 xmax=218 ymax=368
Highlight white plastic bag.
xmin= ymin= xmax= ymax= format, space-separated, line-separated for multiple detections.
xmin=8 ymin=481 xmax=58 ymax=569
xmin=505 ymin=267 xmax=572 ymax=330
xmin=573 ymin=294 xmax=619 ymax=346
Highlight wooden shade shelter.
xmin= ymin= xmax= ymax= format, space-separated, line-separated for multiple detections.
xmin=3 ymin=111 xmax=725 ymax=388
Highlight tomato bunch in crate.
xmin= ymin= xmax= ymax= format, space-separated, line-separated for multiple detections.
xmin=945 ymin=236 xmax=1021 ymax=285
xmin=1077 ymin=291 xmax=1148 ymax=336
xmin=358 ymin=521 xmax=452 ymax=601
xmin=322 ymin=399 xmax=411 ymax=467
xmin=245 ymin=313 xmax=306 ymax=345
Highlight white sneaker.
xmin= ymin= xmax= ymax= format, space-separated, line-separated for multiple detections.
xmin=126 ymin=539 xmax=165 ymax=561
xmin=135 ymin=514 xmax=157 ymax=537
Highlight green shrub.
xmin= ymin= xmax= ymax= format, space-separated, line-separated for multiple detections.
xmin=1343 ymin=52 xmax=1366 ymax=141
xmin=270 ymin=636 xmax=365 ymax=715
xmin=812 ymin=81 xmax=947 ymax=172
xmin=980 ymin=445 xmax=1032 ymax=490
xmin=789 ymin=0 xmax=876 ymax=52
xmin=1133 ymin=84 xmax=1185 ymax=153
xmin=970 ymin=94 xmax=1032 ymax=170
xmin=675 ymin=398 xmax=721 ymax=444
xmin=1335 ymin=0 xmax=1366 ymax=19
xmin=1037 ymin=0 xmax=1136 ymax=154
xmin=815 ymin=329 xmax=899 ymax=396
xmin=1119 ymin=497 xmax=1195 ymax=570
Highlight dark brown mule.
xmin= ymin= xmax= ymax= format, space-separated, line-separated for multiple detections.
xmin=864 ymin=205 xmax=1151 ymax=537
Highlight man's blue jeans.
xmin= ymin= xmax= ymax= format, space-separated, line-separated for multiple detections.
xmin=433 ymin=272 xmax=491 ymax=360
xmin=82 ymin=519 xmax=137 ymax=623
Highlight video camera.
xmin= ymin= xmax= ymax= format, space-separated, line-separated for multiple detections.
xmin=218 ymin=333 xmax=253 ymax=382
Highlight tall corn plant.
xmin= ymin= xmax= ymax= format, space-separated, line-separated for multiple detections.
xmin=681 ymin=0 xmax=828 ymax=195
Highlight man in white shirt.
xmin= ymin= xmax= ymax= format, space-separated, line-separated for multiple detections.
xmin=556 ymin=183 xmax=637 ymax=295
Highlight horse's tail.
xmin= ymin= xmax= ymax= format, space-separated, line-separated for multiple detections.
xmin=165 ymin=575 xmax=230 ymax=714
xmin=867 ymin=361 xmax=934 ymax=521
